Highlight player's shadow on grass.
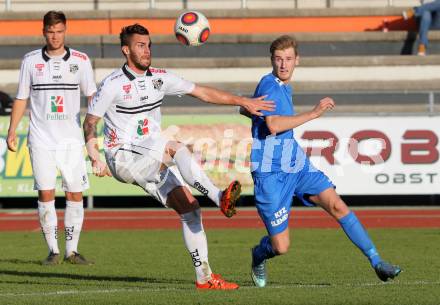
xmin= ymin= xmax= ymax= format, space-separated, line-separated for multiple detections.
xmin=0 ymin=269 xmax=191 ymax=285
xmin=0 ymin=258 xmax=41 ymax=265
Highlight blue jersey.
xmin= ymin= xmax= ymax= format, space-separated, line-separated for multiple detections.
xmin=251 ymin=73 xmax=299 ymax=176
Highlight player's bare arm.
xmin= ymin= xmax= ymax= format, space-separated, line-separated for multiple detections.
xmin=265 ymin=97 xmax=335 ymax=134
xmin=6 ymin=99 xmax=28 ymax=152
xmin=83 ymin=114 xmax=112 ymax=177
xmin=190 ymin=84 xmax=274 ymax=116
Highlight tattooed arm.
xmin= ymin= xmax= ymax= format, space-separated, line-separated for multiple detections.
xmin=83 ymin=114 xmax=112 ymax=177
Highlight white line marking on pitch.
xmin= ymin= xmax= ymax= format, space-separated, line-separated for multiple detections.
xmin=0 ymin=280 xmax=439 ymax=298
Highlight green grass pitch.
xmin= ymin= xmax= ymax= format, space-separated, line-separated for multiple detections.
xmin=0 ymin=228 xmax=439 ymax=305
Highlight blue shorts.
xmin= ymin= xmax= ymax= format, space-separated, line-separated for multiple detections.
xmin=253 ymin=163 xmax=334 ymax=236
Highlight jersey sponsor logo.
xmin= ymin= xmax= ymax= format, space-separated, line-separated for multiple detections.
xmin=47 ymin=96 xmax=69 ymax=120
xmin=123 ymin=84 xmax=131 ymax=94
xmin=271 ymin=207 xmax=288 ymax=227
xmin=136 ymin=119 xmax=149 ymax=136
xmin=72 ymin=51 xmax=87 ymax=61
xmin=194 ymin=181 xmax=209 ymax=196
xmin=35 ymin=63 xmax=44 ymax=71
xmin=152 ymin=78 xmax=163 ymax=90
xmin=150 ymin=68 xmax=166 ymax=74
xmin=123 ymin=84 xmax=132 ymax=100
xmin=52 ymin=75 xmax=62 ymax=82
xmin=35 ymin=63 xmax=45 ymax=76
xmin=50 ymin=95 xmax=64 ymax=113
xmin=69 ymin=64 xmax=79 ymax=74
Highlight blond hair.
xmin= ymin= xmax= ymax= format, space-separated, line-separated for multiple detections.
xmin=270 ymin=35 xmax=298 ymax=57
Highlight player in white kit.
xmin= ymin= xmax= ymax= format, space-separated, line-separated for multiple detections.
xmin=83 ymin=24 xmax=274 ymax=289
xmin=7 ymin=11 xmax=96 ymax=265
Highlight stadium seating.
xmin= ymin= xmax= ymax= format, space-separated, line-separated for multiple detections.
xmin=0 ymin=6 xmax=438 ymax=114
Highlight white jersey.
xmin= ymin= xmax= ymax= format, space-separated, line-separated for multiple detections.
xmin=88 ymin=64 xmax=195 ymax=151
xmin=16 ymin=47 xmax=96 ymax=149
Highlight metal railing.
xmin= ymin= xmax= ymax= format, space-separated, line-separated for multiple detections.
xmin=1 ymin=0 xmax=417 ymax=11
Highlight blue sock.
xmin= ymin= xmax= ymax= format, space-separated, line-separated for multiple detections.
xmin=338 ymin=211 xmax=382 ymax=268
xmin=252 ymin=236 xmax=276 ymax=266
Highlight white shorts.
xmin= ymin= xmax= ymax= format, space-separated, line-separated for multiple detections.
xmin=105 ymin=138 xmax=186 ymax=206
xmin=29 ymin=146 xmax=89 ymax=192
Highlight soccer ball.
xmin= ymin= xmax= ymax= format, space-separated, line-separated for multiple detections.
xmin=174 ymin=11 xmax=210 ymax=47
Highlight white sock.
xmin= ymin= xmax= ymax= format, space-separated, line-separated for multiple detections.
xmin=174 ymin=147 xmax=222 ymax=206
xmin=64 ymin=201 xmax=84 ymax=256
xmin=37 ymin=200 xmax=59 ymax=254
xmin=180 ymin=209 xmax=212 ymax=283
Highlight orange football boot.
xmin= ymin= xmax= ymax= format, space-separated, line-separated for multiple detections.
xmin=220 ymin=180 xmax=241 ymax=218
xmin=196 ymin=273 xmax=239 ymax=290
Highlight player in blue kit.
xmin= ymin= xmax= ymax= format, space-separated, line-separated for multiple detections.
xmin=243 ymin=35 xmax=401 ymax=287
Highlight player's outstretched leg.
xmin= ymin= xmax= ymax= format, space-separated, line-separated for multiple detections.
xmin=251 ymin=236 xmax=276 ymax=287
xmin=313 ymin=188 xmax=401 ymax=282
xmin=338 ymin=211 xmax=401 ymax=282
xmin=172 ymin=144 xmax=241 ymax=217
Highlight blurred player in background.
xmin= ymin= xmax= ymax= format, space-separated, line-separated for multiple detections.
xmin=7 ymin=11 xmax=96 ymax=265
xmin=242 ymin=35 xmax=401 ymax=287
xmin=83 ymin=24 xmax=274 ymax=290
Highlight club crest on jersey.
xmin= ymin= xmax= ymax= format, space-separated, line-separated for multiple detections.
xmin=69 ymin=64 xmax=79 ymax=74
xmin=137 ymin=119 xmax=149 ymax=136
xmin=35 ymin=63 xmax=44 ymax=76
xmin=152 ymin=78 xmax=163 ymax=90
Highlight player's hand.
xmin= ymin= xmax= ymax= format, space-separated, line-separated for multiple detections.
xmin=242 ymin=95 xmax=275 ymax=117
xmin=312 ymin=97 xmax=335 ymax=118
xmin=92 ymin=159 xmax=112 ymax=177
xmin=6 ymin=131 xmax=17 ymax=152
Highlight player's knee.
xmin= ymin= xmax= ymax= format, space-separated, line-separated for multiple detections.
xmin=328 ymin=198 xmax=349 ymax=219
xmin=38 ymin=190 xmax=55 ymax=202
xmin=273 ymin=240 xmax=290 ymax=255
xmin=166 ymin=141 xmax=185 ymax=157
xmin=66 ymin=192 xmax=83 ymax=202
xmin=180 ymin=209 xmax=202 ymax=233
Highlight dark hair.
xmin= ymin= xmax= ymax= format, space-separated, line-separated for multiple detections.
xmin=43 ymin=11 xmax=66 ymax=29
xmin=270 ymin=35 xmax=298 ymax=57
xmin=120 ymin=23 xmax=150 ymax=47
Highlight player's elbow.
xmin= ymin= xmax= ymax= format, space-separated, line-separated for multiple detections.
xmin=265 ymin=116 xmax=282 ymax=134
xmin=266 ymin=122 xmax=280 ymax=135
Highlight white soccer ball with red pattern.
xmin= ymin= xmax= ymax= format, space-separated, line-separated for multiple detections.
xmin=174 ymin=11 xmax=210 ymax=47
